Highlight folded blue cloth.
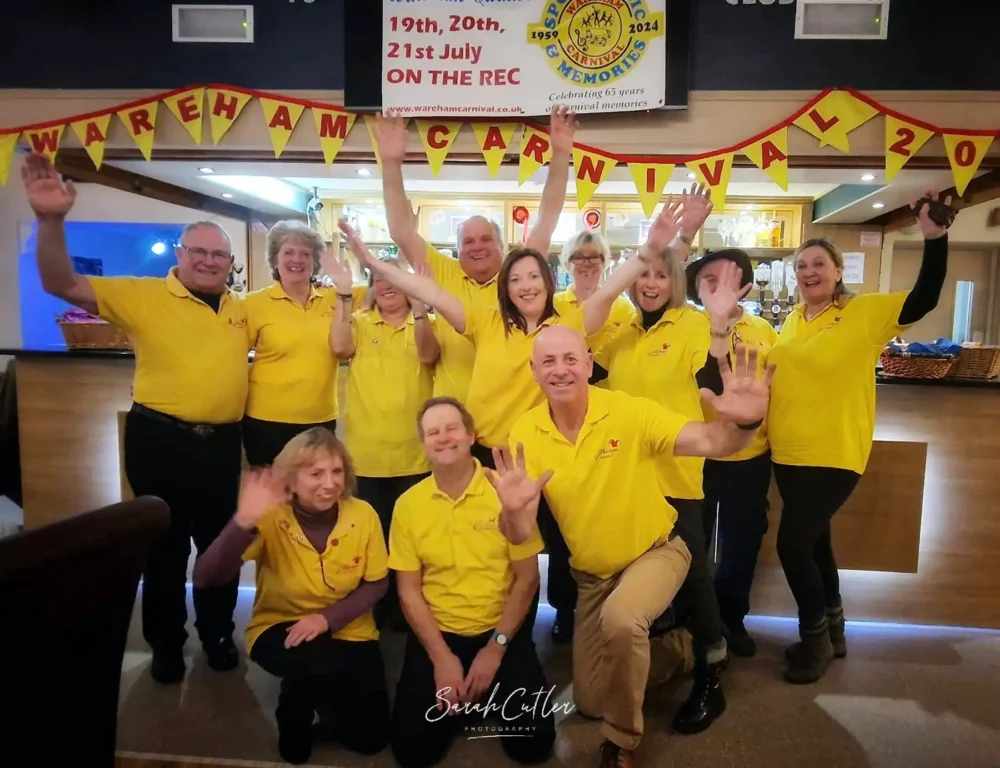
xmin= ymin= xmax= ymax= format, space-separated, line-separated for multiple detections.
xmin=885 ymin=338 xmax=961 ymax=357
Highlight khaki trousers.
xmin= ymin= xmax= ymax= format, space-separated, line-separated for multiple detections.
xmin=571 ymin=535 xmax=692 ymax=750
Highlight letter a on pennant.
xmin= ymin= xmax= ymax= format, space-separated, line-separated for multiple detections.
xmin=163 ymin=88 xmax=205 ymax=145
xmin=744 ymin=127 xmax=789 ymax=191
xmin=628 ymin=163 xmax=674 ymax=218
xmin=686 ymin=153 xmax=735 ymax=211
xmin=518 ymin=126 xmax=552 ymax=186
xmin=943 ymin=133 xmax=995 ymax=196
xmin=25 ymin=125 xmax=65 ymax=161
xmin=313 ymin=109 xmax=356 ymax=165
xmin=70 ymin=114 xmax=112 ymax=170
xmin=118 ymin=101 xmax=159 ymax=161
xmin=207 ymin=88 xmax=252 ymax=145
xmin=572 ymin=147 xmax=617 ymax=209
xmin=260 ymin=98 xmax=305 ymax=159
xmin=0 ymin=132 xmax=19 ymax=186
xmin=473 ymin=123 xmax=516 ymax=178
xmin=417 ymin=121 xmax=463 ymax=176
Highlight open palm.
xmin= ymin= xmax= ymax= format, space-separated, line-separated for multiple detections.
xmin=321 ymin=250 xmax=354 ymax=292
xmin=337 ymin=218 xmax=378 ymax=272
xmin=549 ymin=104 xmax=577 ymax=156
xmin=22 ymin=152 xmax=77 ymax=218
xmin=700 ymin=260 xmax=750 ymax=322
xmin=484 ymin=444 xmax=552 ymax=516
xmin=679 ymin=183 xmax=713 ymax=240
xmin=645 ymin=198 xmax=683 ymax=254
xmin=701 ymin=345 xmax=774 ymax=425
xmin=373 ymin=111 xmax=407 ymax=161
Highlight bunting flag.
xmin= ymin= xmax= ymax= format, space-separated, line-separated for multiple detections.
xmin=793 ymin=90 xmax=879 ymax=153
xmin=118 ymin=101 xmax=158 ymax=161
xmin=572 ymin=146 xmax=617 ymax=208
xmin=313 ymin=108 xmax=356 ymax=165
xmin=70 ymin=114 xmax=111 ymax=170
xmin=416 ymin=120 xmax=463 ymax=176
xmin=25 ymin=125 xmax=64 ymax=161
xmin=207 ymin=88 xmax=252 ymax=145
xmin=628 ymin=162 xmax=674 ymax=218
xmin=473 ymin=123 xmax=517 ymax=177
xmin=260 ymin=98 xmax=305 ymax=159
xmin=686 ymin=152 xmax=735 ymax=211
xmin=364 ymin=115 xmax=384 ymax=171
xmin=884 ymin=115 xmax=936 ymax=182
xmin=0 ymin=132 xmax=17 ymax=186
xmin=943 ymin=133 xmax=995 ymax=196
xmin=163 ymin=88 xmax=204 ymax=145
xmin=743 ymin=127 xmax=789 ymax=191
xmin=518 ymin=125 xmax=552 ymax=185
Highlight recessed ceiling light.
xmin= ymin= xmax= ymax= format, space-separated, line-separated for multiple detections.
xmin=357 ymin=168 xmax=371 ymax=177
xmin=199 ymin=167 xmax=214 ymax=174
xmin=861 ymin=173 xmax=875 ymax=181
xmin=872 ymin=201 xmax=885 ymax=209
xmin=687 ymin=172 xmax=696 ymax=180
xmin=221 ymin=193 xmax=234 ymax=199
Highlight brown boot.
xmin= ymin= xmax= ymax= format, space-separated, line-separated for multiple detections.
xmin=599 ymin=740 xmax=635 ymax=768
xmin=784 ymin=623 xmax=835 ymax=684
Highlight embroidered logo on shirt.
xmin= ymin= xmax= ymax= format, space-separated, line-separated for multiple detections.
xmin=650 ymin=343 xmax=671 ymax=357
xmin=472 ymin=517 xmax=500 ymax=532
xmin=596 ymin=438 xmax=621 ymax=460
xmin=227 ymin=316 xmax=247 ymax=329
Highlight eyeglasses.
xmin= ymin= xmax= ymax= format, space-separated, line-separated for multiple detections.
xmin=179 ymin=244 xmax=232 ymax=261
xmin=569 ymin=255 xmax=604 ymax=266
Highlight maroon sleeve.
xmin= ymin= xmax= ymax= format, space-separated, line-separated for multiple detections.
xmin=321 ymin=577 xmax=389 ymax=633
xmin=193 ymin=520 xmax=256 ymax=588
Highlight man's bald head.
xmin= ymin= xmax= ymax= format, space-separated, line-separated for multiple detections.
xmin=531 ymin=325 xmax=592 ymax=404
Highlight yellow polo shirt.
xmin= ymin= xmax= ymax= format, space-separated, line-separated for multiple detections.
xmin=463 ymin=303 xmax=589 ymax=448
xmin=88 ymin=268 xmax=249 ymax=424
xmin=768 ymin=292 xmax=910 ymax=474
xmin=343 ymin=308 xmax=434 ymax=477
xmin=702 ymin=312 xmax=778 ymax=462
xmin=510 ymin=387 xmax=691 ymax=580
xmin=388 ymin=461 xmax=543 ymax=636
xmin=553 ymin=285 xmax=635 ymax=339
xmin=595 ymin=306 xmax=710 ymax=500
xmin=242 ymin=497 xmax=388 ymax=652
xmin=425 ymin=245 xmax=498 ymax=401
xmin=244 ymin=282 xmax=339 ymax=424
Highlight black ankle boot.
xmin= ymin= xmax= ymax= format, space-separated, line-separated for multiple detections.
xmin=277 ymin=720 xmax=313 ymax=765
xmin=722 ymin=619 xmax=757 ymax=658
xmin=672 ymin=658 xmax=727 ymax=734
xmin=784 ymin=623 xmax=834 ymax=684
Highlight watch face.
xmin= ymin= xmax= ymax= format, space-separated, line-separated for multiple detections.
xmin=494 ymin=632 xmax=508 ymax=646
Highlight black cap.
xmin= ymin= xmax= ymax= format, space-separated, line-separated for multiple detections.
xmin=686 ymin=248 xmax=754 ymax=303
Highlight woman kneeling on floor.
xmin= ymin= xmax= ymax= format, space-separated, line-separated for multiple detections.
xmin=195 ymin=427 xmax=391 ymax=764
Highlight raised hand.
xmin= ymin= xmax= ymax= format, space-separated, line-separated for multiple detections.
xmin=910 ymin=188 xmax=956 ymax=240
xmin=549 ymin=104 xmax=577 ymax=157
xmin=321 ymin=249 xmax=354 ymax=293
xmin=484 ymin=444 xmax=553 ymax=520
xmin=337 ymin=217 xmax=380 ymax=273
xmin=21 ymin=152 xmax=77 ymax=219
xmin=233 ymin=468 xmax=288 ymax=531
xmin=373 ymin=110 xmax=407 ymax=162
xmin=700 ymin=345 xmax=775 ymax=426
xmin=284 ymin=613 xmax=329 ymax=648
xmin=642 ymin=197 xmax=684 ymax=258
xmin=679 ymin=183 xmax=714 ymax=241
xmin=699 ymin=259 xmax=750 ymax=323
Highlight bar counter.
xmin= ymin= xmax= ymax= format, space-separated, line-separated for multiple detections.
xmin=4 ymin=347 xmax=1000 ymax=630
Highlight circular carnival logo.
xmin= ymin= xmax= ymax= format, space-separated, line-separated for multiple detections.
xmin=527 ymin=0 xmax=665 ymax=88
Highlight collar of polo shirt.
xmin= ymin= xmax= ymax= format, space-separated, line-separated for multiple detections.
xmin=429 ymin=459 xmax=490 ymax=503
xmin=166 ymin=267 xmax=230 ymax=302
xmin=369 ymin=307 xmax=416 ymax=326
xmin=269 ymin=280 xmax=320 ymax=303
xmin=632 ymin=303 xmax=685 ymax=331
xmin=534 ymin=387 xmax=611 ymax=438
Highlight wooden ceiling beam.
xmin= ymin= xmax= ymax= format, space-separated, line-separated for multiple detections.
xmin=868 ymin=169 xmax=1000 ymax=232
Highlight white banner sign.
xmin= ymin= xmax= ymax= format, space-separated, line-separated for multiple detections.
xmin=381 ymin=0 xmax=667 ymax=117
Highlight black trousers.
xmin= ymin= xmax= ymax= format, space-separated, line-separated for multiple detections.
xmin=124 ymin=406 xmax=242 ymax=652
xmin=773 ymin=463 xmax=861 ymax=627
xmin=702 ymin=452 xmax=772 ymax=626
xmin=391 ymin=624 xmax=555 ymax=767
xmin=471 ymin=443 xmax=574 ymax=622
xmin=250 ymin=622 xmax=390 ymax=755
xmin=668 ymin=498 xmax=725 ymax=656
xmin=241 ymin=415 xmax=338 ymax=467
xmin=356 ymin=474 xmax=430 ymax=618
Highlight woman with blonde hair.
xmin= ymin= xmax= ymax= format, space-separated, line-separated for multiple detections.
xmin=194 ymin=427 xmax=391 ymax=764
xmin=554 ymin=229 xmax=635 ymax=335
xmin=768 ymin=192 xmax=953 ymax=684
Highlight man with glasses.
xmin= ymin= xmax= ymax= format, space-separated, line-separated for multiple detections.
xmin=21 ymin=152 xmax=250 ymax=685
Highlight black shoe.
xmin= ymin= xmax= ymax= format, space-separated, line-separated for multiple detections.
xmin=784 ymin=625 xmax=834 ymax=685
xmin=551 ymin=610 xmax=574 ymax=644
xmin=278 ymin=720 xmax=313 ymax=765
xmin=672 ymin=658 xmax=727 ymax=734
xmin=204 ymin=636 xmax=239 ymax=672
xmin=150 ymin=649 xmax=186 ymax=685
xmin=722 ymin=620 xmax=757 ymax=658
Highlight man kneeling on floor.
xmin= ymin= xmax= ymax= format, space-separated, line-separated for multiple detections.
xmin=389 ymin=397 xmax=556 ymax=767
xmin=492 ymin=326 xmax=774 ymax=768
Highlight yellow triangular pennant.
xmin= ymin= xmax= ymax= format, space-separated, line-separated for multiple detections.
xmin=207 ymin=88 xmax=252 ymax=145
xmin=25 ymin=125 xmax=65 ymax=161
xmin=943 ymin=133 xmax=995 ymax=196
xmin=686 ymin=152 xmax=735 ymax=211
xmin=518 ymin=125 xmax=552 ymax=185
xmin=473 ymin=123 xmax=516 ymax=177
xmin=416 ymin=121 xmax=463 ymax=176
xmin=0 ymin=133 xmax=18 ymax=186
xmin=627 ymin=162 xmax=674 ymax=218
xmin=364 ymin=115 xmax=384 ymax=171
xmin=792 ymin=91 xmax=878 ymax=153
xmin=70 ymin=114 xmax=111 ymax=170
xmin=313 ymin=109 xmax=356 ymax=165
xmin=744 ymin=127 xmax=789 ymax=191
xmin=163 ymin=88 xmax=204 ymax=145
xmin=572 ymin=146 xmax=617 ymax=208
xmin=260 ymin=98 xmax=305 ymax=159
xmin=118 ymin=101 xmax=159 ymax=161
xmin=884 ymin=115 xmax=935 ymax=182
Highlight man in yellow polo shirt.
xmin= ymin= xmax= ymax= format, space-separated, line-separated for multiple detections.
xmin=22 ymin=152 xmax=250 ymax=686
xmin=388 ymin=397 xmax=556 ymax=768
xmin=492 ymin=326 xmax=773 ymax=768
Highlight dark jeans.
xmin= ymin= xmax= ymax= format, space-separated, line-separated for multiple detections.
xmin=702 ymin=452 xmax=772 ymax=626
xmin=124 ymin=406 xmax=242 ymax=652
xmin=668 ymin=498 xmax=725 ymax=656
xmin=773 ymin=463 xmax=861 ymax=627
xmin=356 ymin=474 xmax=430 ymax=620
xmin=471 ymin=443 xmax=572 ymax=623
xmin=241 ymin=415 xmax=337 ymax=467
xmin=250 ymin=622 xmax=390 ymax=755
xmin=391 ymin=623 xmax=555 ymax=767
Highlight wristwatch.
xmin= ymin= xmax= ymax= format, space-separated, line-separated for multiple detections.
xmin=491 ymin=630 xmax=509 ymax=647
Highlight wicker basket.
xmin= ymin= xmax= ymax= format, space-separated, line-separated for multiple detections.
xmin=880 ymin=351 xmax=955 ymax=380
xmin=57 ymin=319 xmax=132 ymax=350
xmin=946 ymin=346 xmax=1000 ymax=380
